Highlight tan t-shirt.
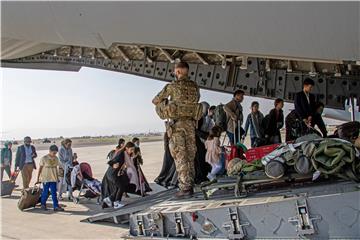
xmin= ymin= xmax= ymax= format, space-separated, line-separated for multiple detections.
xmin=40 ymin=155 xmax=60 ymax=182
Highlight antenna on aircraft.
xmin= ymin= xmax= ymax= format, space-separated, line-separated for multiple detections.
xmin=346 ymin=97 xmax=358 ymax=121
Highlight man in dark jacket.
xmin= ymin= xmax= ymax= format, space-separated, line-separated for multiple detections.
xmin=15 ymin=136 xmax=37 ymax=189
xmin=294 ymin=78 xmax=316 ymax=127
xmin=286 ymin=101 xmax=327 ymax=141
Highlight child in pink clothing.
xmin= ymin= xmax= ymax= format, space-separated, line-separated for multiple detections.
xmin=205 ymin=126 xmax=223 ymax=181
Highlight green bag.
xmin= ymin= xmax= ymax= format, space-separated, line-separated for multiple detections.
xmin=227 ymin=159 xmax=263 ymax=176
xmin=311 ymin=139 xmax=358 ymax=180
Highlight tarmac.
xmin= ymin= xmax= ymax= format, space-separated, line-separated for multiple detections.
xmin=1 ymin=141 xmax=164 ymax=240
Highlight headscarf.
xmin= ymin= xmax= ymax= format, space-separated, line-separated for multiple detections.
xmin=4 ymin=141 xmax=11 ymax=148
xmin=200 ymin=101 xmax=210 ymax=117
xmin=61 ymin=138 xmax=72 ymax=147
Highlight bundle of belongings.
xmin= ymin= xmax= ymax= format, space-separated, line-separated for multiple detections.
xmin=227 ymin=158 xmax=263 ymax=177
xmin=226 ymin=121 xmax=360 ymax=182
xmin=261 ymin=133 xmax=360 ymax=181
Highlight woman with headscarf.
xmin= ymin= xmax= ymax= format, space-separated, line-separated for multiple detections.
xmin=58 ymin=138 xmax=73 ymax=200
xmin=194 ymin=110 xmax=212 ymax=183
xmin=1 ymin=141 xmax=13 ymax=182
xmin=107 ymin=138 xmax=125 ymax=160
xmin=130 ymin=137 xmax=151 ymax=195
xmin=102 ymin=142 xmax=151 ymax=209
xmin=131 ymin=137 xmax=143 ymax=165
xmin=154 ymin=132 xmax=178 ymax=188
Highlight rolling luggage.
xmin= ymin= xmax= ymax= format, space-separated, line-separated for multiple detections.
xmin=1 ymin=181 xmax=15 ymax=196
xmin=1 ymin=170 xmax=20 ymax=196
xmin=225 ymin=120 xmax=246 ymax=169
xmin=17 ymin=184 xmax=42 ymax=211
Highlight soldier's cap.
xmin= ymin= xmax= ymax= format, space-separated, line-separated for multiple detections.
xmin=175 ymin=62 xmax=189 ymax=70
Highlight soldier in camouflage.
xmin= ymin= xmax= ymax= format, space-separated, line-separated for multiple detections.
xmin=152 ymin=62 xmax=200 ymax=198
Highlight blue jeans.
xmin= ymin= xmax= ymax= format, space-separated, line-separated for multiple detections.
xmin=251 ymin=137 xmax=256 ymax=148
xmin=218 ymin=149 xmax=226 ymax=175
xmin=227 ymin=130 xmax=240 ymax=145
xmin=41 ymin=182 xmax=59 ymax=209
xmin=227 ymin=131 xmax=236 ymax=145
xmin=227 ymin=128 xmax=245 ymax=145
xmin=207 ymin=163 xmax=223 ymax=181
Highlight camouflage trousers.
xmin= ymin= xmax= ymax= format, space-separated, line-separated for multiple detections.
xmin=168 ymin=120 xmax=196 ymax=190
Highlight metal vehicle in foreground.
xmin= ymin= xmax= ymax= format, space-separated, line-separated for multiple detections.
xmin=84 ymin=174 xmax=360 ymax=239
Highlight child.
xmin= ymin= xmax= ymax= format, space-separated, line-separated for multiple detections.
xmin=205 ymin=126 xmax=223 ymax=181
xmin=243 ymin=101 xmax=265 ymax=147
xmin=37 ymin=145 xmax=64 ymax=211
xmin=263 ymin=98 xmax=284 ymax=144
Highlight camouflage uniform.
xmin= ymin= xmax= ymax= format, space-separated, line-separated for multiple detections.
xmin=153 ymin=76 xmax=200 ymax=190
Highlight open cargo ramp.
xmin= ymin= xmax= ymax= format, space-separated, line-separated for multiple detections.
xmin=128 ymin=181 xmax=360 ymax=239
xmin=83 ymin=188 xmax=178 ymax=224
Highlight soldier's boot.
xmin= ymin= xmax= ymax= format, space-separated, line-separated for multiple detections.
xmin=175 ymin=188 xmax=194 ymax=199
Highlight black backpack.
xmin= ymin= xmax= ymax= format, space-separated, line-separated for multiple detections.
xmin=213 ymin=104 xmax=227 ymax=132
xmin=261 ymin=114 xmax=270 ymax=135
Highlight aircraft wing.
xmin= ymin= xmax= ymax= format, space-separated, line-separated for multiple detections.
xmin=1 ymin=2 xmax=359 ymax=111
xmin=2 ymin=2 xmax=359 ymax=61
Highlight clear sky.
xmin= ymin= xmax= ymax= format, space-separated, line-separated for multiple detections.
xmin=1 ymin=66 xmax=296 ymax=140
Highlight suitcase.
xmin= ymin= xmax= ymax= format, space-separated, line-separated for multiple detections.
xmin=1 ymin=181 xmax=16 ymax=196
xmin=1 ymin=170 xmax=20 ymax=197
xmin=17 ymin=184 xmax=42 ymax=211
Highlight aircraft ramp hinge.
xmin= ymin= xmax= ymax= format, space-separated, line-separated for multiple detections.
xmin=173 ymin=213 xmax=190 ymax=237
xmin=143 ymin=213 xmax=164 ymax=237
xmin=135 ymin=215 xmax=145 ymax=236
xmin=288 ymin=198 xmax=322 ymax=236
xmin=135 ymin=213 xmax=164 ymax=237
xmin=222 ymin=208 xmax=249 ymax=239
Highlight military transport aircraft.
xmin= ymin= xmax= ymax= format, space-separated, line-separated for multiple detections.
xmin=1 ymin=2 xmax=359 ymax=117
xmin=1 ymin=1 xmax=360 ymax=239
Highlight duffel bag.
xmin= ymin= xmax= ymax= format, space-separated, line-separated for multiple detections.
xmin=18 ymin=184 xmax=42 ymax=211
